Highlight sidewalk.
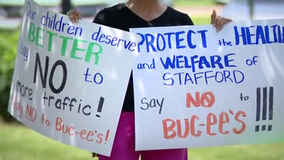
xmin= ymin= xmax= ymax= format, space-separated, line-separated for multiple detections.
xmin=175 ymin=5 xmax=225 ymax=17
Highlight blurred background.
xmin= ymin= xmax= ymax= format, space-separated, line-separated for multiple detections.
xmin=0 ymin=0 xmax=284 ymax=159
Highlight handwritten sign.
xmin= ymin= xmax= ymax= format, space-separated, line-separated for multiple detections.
xmin=131 ymin=19 xmax=284 ymax=150
xmin=8 ymin=0 xmax=139 ymax=156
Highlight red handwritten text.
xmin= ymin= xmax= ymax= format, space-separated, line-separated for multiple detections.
xmin=55 ymin=117 xmax=110 ymax=144
xmin=162 ymin=110 xmax=246 ymax=139
xmin=25 ymin=105 xmax=37 ymax=122
xmin=186 ymin=91 xmax=215 ymax=108
xmin=41 ymin=114 xmax=51 ymax=126
xmin=13 ymin=101 xmax=23 ymax=118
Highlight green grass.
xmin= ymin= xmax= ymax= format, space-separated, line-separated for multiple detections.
xmin=174 ymin=0 xmax=215 ymax=7
xmin=0 ymin=124 xmax=92 ymax=160
xmin=192 ymin=16 xmax=211 ymax=25
xmin=0 ymin=125 xmax=284 ymax=160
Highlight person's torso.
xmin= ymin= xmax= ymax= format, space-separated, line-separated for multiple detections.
xmin=92 ymin=3 xmax=194 ymax=112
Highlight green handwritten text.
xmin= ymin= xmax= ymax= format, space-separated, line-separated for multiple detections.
xmin=28 ymin=22 xmax=103 ymax=65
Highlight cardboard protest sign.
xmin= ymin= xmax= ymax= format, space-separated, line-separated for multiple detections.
xmin=8 ymin=0 xmax=139 ymax=156
xmin=131 ymin=19 xmax=284 ymax=150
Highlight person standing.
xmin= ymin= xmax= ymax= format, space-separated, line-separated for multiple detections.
xmin=67 ymin=0 xmax=231 ymax=159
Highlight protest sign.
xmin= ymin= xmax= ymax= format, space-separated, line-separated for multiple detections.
xmin=8 ymin=0 xmax=139 ymax=156
xmin=131 ymin=19 xmax=284 ymax=150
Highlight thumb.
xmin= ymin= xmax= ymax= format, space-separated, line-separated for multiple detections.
xmin=211 ymin=9 xmax=217 ymax=24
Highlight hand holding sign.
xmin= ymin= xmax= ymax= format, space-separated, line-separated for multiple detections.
xmin=131 ymin=19 xmax=284 ymax=151
xmin=211 ymin=9 xmax=232 ymax=32
xmin=67 ymin=9 xmax=82 ymax=23
xmin=8 ymin=0 xmax=140 ymax=156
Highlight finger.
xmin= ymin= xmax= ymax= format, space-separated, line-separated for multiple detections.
xmin=211 ymin=9 xmax=217 ymax=25
xmin=72 ymin=14 xmax=77 ymax=23
xmin=226 ymin=18 xmax=233 ymax=23
xmin=217 ymin=17 xmax=226 ymax=32
xmin=69 ymin=14 xmax=75 ymax=23
xmin=213 ymin=16 xmax=221 ymax=32
xmin=219 ymin=17 xmax=231 ymax=32
xmin=214 ymin=15 xmax=221 ymax=30
xmin=73 ymin=10 xmax=82 ymax=20
xmin=72 ymin=17 xmax=78 ymax=23
xmin=76 ymin=11 xmax=82 ymax=19
xmin=221 ymin=18 xmax=232 ymax=30
xmin=224 ymin=19 xmax=231 ymax=27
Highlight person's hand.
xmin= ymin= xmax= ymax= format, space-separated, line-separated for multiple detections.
xmin=211 ymin=9 xmax=232 ymax=32
xmin=67 ymin=9 xmax=82 ymax=23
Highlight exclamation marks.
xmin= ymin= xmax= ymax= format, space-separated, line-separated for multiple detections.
xmin=104 ymin=130 xmax=110 ymax=144
xmin=255 ymin=87 xmax=274 ymax=132
xmin=96 ymin=97 xmax=105 ymax=118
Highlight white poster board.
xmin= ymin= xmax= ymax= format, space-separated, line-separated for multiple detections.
xmin=8 ymin=0 xmax=139 ymax=156
xmin=131 ymin=20 xmax=284 ymax=150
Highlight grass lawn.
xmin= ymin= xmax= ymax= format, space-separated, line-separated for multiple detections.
xmin=0 ymin=124 xmax=284 ymax=160
xmin=191 ymin=16 xmax=211 ymax=25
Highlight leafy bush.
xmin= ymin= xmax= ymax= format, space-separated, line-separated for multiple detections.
xmin=0 ymin=30 xmax=19 ymax=122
